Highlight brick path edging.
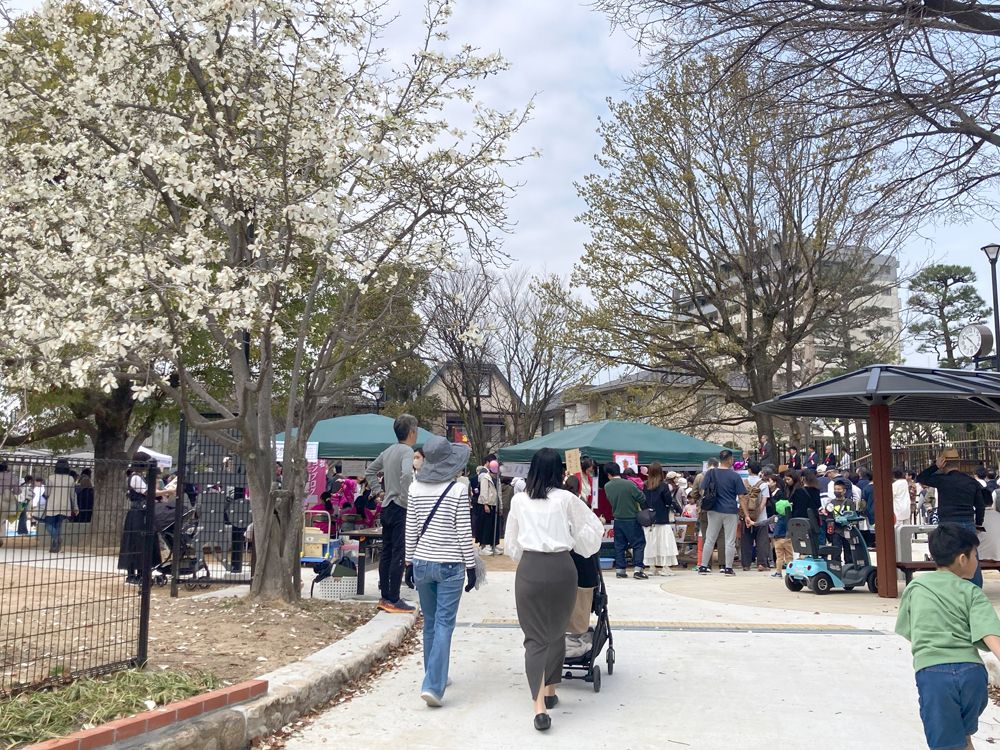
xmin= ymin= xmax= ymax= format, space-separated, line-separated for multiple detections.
xmin=25 ymin=609 xmax=418 ymax=750
xmin=24 ymin=681 xmax=268 ymax=750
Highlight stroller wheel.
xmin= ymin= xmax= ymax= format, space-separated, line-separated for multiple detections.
xmin=606 ymin=648 xmax=615 ymax=675
xmin=592 ymin=665 xmax=601 ymax=693
xmin=185 ymin=580 xmax=198 ymax=591
xmin=154 ymin=575 xmax=167 ymax=588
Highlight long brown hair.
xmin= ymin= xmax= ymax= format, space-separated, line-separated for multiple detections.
xmin=800 ymin=469 xmax=820 ymax=489
xmin=645 ymin=461 xmax=664 ymax=491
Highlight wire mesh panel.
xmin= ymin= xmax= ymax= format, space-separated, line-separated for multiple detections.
xmin=0 ymin=455 xmax=156 ymax=696
xmin=181 ymin=421 xmax=252 ymax=584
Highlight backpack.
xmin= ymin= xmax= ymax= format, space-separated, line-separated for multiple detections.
xmin=743 ymin=479 xmax=763 ymax=517
xmin=700 ymin=469 xmax=719 ymax=512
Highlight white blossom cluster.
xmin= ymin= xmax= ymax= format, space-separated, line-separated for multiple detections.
xmin=0 ymin=0 xmax=528 ymax=402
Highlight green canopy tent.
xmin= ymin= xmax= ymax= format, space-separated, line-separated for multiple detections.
xmin=497 ymin=420 xmax=741 ymax=469
xmin=276 ymin=413 xmax=436 ymax=460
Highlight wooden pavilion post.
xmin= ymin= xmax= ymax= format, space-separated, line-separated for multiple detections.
xmin=869 ymin=404 xmax=898 ymax=598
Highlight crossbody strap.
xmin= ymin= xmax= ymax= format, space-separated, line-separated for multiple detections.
xmin=415 ymin=481 xmax=457 ymax=545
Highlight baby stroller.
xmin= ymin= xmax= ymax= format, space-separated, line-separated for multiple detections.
xmin=151 ymin=504 xmax=211 ymax=590
xmin=562 ymin=566 xmax=615 ymax=692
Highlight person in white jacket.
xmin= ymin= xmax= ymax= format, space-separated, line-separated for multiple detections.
xmin=892 ymin=468 xmax=912 ymax=527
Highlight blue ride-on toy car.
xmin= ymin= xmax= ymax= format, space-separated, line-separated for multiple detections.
xmin=784 ymin=509 xmax=878 ymax=595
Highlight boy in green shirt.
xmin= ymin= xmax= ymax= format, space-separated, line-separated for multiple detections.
xmin=896 ymin=524 xmax=1000 ymax=750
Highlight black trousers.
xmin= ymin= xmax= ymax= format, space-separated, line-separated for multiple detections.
xmin=379 ymin=501 xmax=406 ymax=602
xmin=740 ymin=522 xmax=771 ymax=569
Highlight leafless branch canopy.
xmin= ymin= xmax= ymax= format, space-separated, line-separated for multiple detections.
xmin=595 ymin=0 xmax=1000 ymax=207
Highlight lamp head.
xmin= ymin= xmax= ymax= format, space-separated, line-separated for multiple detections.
xmin=982 ymin=243 xmax=1000 ymax=262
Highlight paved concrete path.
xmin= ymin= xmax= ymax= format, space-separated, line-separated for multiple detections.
xmin=283 ymin=568 xmax=1000 ymax=749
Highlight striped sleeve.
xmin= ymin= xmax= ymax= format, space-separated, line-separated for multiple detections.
xmin=405 ymin=488 xmax=418 ymax=564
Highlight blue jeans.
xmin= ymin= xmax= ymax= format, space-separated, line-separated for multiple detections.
xmin=613 ymin=518 xmax=645 ymax=571
xmin=45 ymin=515 xmax=65 ymax=543
xmin=413 ymin=559 xmax=465 ymax=699
xmin=951 ymin=521 xmax=984 ymax=588
xmin=915 ymin=662 xmax=988 ymax=750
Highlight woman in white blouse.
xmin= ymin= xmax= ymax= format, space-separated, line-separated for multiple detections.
xmin=892 ymin=468 xmax=912 ymax=526
xmin=505 ymin=448 xmax=604 ymax=731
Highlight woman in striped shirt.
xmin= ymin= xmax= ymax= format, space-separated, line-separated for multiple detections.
xmin=405 ymin=436 xmax=476 ymax=708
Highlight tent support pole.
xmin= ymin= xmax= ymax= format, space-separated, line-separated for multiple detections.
xmin=869 ymin=404 xmax=898 ymax=598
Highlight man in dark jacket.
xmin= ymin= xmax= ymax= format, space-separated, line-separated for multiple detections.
xmin=787 ymin=446 xmax=802 ymax=470
xmin=759 ymin=435 xmax=774 ymax=468
xmin=916 ymin=448 xmax=987 ymax=587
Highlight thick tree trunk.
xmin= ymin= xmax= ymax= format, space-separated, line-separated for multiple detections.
xmin=90 ymin=386 xmax=137 ymax=549
xmin=245 ymin=373 xmax=300 ymax=604
xmin=754 ymin=412 xmax=775 ymax=454
xmin=749 ymin=368 xmax=776 ymax=451
xmin=854 ymin=418 xmax=868 ymax=459
xmin=246 ymin=452 xmax=299 ymax=602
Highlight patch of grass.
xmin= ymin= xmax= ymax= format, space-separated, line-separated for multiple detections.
xmin=0 ymin=669 xmax=223 ymax=748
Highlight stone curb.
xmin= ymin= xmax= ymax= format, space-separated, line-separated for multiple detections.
xmin=28 ymin=609 xmax=418 ymax=750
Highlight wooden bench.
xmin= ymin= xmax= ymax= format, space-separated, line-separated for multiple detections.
xmin=897 ymin=560 xmax=1000 ymax=584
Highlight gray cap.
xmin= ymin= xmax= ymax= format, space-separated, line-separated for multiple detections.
xmin=415 ymin=436 xmax=471 ymax=483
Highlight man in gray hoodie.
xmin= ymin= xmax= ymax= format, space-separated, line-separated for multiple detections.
xmin=365 ymin=414 xmax=418 ymax=613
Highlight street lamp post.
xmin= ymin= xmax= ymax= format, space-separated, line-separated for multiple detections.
xmin=981 ymin=243 xmax=1000 ymax=371
xmin=373 ymin=387 xmax=386 ymax=415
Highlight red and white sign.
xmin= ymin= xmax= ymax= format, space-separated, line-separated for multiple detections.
xmin=613 ymin=452 xmax=639 ymax=473
xmin=303 ymin=461 xmax=326 ymax=510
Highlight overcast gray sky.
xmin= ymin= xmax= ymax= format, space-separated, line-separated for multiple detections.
xmin=8 ymin=0 xmax=999 ymax=368
xmin=435 ymin=0 xmax=998 ymax=368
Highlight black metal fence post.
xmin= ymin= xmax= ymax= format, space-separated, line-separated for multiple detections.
xmin=136 ymin=461 xmax=157 ymax=668
xmin=170 ymin=415 xmax=188 ymax=598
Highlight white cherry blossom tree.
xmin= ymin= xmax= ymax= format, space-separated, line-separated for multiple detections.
xmin=0 ymin=0 xmax=529 ymax=601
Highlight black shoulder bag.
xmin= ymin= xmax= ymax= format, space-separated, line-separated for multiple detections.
xmin=701 ymin=469 xmax=719 ymax=512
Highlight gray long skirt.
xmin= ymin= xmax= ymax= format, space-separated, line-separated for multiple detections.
xmin=514 ymin=550 xmax=578 ymax=700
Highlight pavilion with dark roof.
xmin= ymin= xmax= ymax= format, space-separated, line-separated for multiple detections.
xmin=753 ymin=365 xmax=1000 ymax=597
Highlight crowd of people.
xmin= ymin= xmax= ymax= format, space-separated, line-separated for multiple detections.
xmin=1 ymin=460 xmax=95 ymax=552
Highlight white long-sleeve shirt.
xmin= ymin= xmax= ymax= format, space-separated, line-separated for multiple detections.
xmin=504 ymin=488 xmax=604 ymax=563
xmin=892 ymin=479 xmax=911 ymax=525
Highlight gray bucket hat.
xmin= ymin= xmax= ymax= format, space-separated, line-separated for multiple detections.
xmin=415 ymin=436 xmax=471 ymax=483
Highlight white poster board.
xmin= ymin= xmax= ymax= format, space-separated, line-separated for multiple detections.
xmin=340 ymin=459 xmax=368 ymax=477
xmin=274 ymin=441 xmax=318 ymax=463
xmin=500 ymin=463 xmax=530 ymax=478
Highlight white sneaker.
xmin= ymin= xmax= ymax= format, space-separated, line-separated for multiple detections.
xmin=421 ymin=690 xmax=442 ymax=707
xmin=446 ymin=677 xmax=453 ymax=687
xmin=663 ymin=568 xmax=677 ymax=576
xmin=651 ymin=567 xmax=661 ymax=576
xmin=481 ymin=546 xmax=493 ymax=555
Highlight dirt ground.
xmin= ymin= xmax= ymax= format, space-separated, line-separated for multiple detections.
xmin=146 ymin=593 xmax=376 ymax=684
xmin=1 ymin=559 xmax=375 ymax=693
